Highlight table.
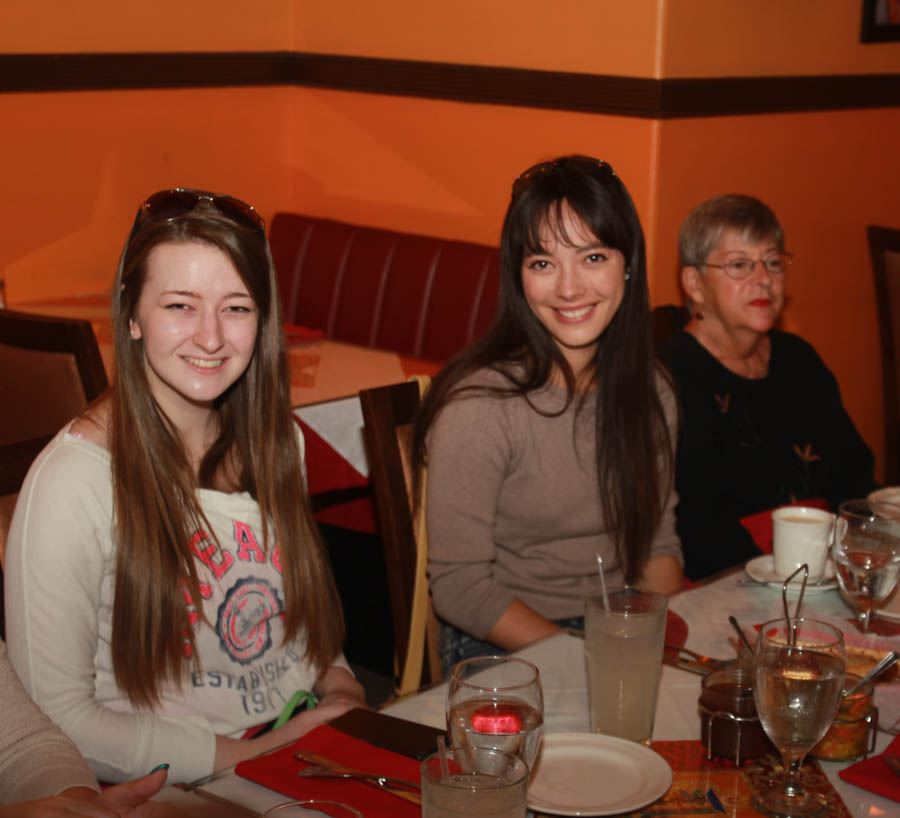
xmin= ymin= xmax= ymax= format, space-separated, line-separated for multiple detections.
xmin=167 ymin=568 xmax=900 ymax=816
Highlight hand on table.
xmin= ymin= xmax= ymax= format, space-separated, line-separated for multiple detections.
xmin=0 ymin=767 xmax=168 ymax=818
xmin=290 ymin=664 xmax=369 ymax=734
xmin=213 ymin=665 xmax=368 ymax=772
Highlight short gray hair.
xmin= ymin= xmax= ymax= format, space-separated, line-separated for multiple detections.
xmin=678 ymin=194 xmax=784 ymax=268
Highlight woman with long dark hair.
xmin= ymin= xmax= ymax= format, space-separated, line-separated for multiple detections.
xmin=5 ymin=189 xmax=365 ymax=784
xmin=413 ymin=157 xmax=683 ymax=667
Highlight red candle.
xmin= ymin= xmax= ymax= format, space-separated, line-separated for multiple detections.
xmin=470 ymin=703 xmax=523 ymax=735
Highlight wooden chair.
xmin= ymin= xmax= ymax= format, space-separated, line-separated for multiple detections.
xmin=869 ymin=226 xmax=900 ymax=484
xmin=360 ymin=377 xmax=441 ymax=695
xmin=0 ymin=309 xmax=109 ymax=636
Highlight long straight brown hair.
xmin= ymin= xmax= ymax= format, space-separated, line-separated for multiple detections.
xmin=109 ymin=203 xmax=343 ymax=709
xmin=412 ymin=156 xmax=673 ymax=584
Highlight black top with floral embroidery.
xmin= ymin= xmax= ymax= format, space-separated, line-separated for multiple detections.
xmin=658 ymin=329 xmax=877 ymax=581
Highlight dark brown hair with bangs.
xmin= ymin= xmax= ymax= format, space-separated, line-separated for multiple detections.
xmin=412 ymin=155 xmax=673 ymax=584
xmin=110 ymin=206 xmax=343 ymax=708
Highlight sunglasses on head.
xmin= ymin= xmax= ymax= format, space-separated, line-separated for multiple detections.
xmin=512 ymin=156 xmax=615 ymax=198
xmin=132 ymin=188 xmax=266 ymax=235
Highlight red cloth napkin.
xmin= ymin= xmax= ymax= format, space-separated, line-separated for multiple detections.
xmin=839 ymin=732 xmax=900 ymax=802
xmin=235 ymin=725 xmax=421 ymax=817
xmin=665 ymin=609 xmax=688 ymax=650
xmin=284 ymin=323 xmax=325 ymax=345
xmin=738 ymin=498 xmax=830 ymax=554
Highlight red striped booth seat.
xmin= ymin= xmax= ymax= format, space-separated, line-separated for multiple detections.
xmin=269 ymin=213 xmax=501 ymax=362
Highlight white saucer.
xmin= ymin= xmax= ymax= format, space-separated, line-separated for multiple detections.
xmin=527 ymin=733 xmax=672 ymax=816
xmin=744 ymin=554 xmax=837 ymax=593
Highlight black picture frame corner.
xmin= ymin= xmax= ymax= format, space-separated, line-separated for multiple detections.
xmin=861 ymin=0 xmax=900 ymax=43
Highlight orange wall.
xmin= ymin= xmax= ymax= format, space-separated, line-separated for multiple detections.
xmin=0 ymin=87 xmax=295 ymax=299
xmin=4 ymin=0 xmax=898 ymax=79
xmin=663 ymin=1 xmax=900 ymax=77
xmin=288 ymin=89 xmax=656 ymax=249
xmin=0 ymin=1 xmax=663 ymax=74
xmin=0 ymin=1 xmax=292 ymax=51
xmin=295 ymin=1 xmax=663 ymax=76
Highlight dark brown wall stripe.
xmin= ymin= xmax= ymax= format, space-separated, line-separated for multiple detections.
xmin=1 ymin=52 xmax=898 ymax=118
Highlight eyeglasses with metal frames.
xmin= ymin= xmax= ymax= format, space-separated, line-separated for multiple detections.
xmin=700 ymin=252 xmax=793 ymax=280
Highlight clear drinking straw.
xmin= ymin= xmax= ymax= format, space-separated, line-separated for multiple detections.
xmin=596 ymin=553 xmax=610 ymax=611
xmin=437 ymin=734 xmax=450 ymax=782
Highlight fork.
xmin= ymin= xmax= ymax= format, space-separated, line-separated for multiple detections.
xmin=664 ymin=644 xmax=736 ymax=676
xmin=294 ymin=750 xmax=421 ymax=805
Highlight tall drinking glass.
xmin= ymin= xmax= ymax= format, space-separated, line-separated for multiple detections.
xmin=832 ymin=499 xmax=900 ymax=631
xmin=753 ymin=618 xmax=846 ymax=817
xmin=446 ymin=656 xmax=544 ymax=769
xmin=584 ymin=587 xmax=667 ymax=745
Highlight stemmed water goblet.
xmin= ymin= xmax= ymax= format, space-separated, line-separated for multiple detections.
xmin=446 ymin=655 xmax=544 ymax=769
xmin=753 ymin=618 xmax=846 ymax=817
xmin=832 ymin=499 xmax=900 ymax=631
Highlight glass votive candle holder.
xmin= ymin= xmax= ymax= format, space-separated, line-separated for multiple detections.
xmin=810 ymin=673 xmax=878 ymax=762
xmin=699 ymin=667 xmax=774 ymax=764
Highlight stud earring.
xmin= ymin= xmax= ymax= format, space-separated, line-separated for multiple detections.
xmin=624 ymin=268 xmax=631 ymax=281
xmin=129 ymin=319 xmax=140 ymax=339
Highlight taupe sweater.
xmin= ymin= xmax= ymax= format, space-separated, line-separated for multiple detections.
xmin=0 ymin=638 xmax=97 ymax=804
xmin=426 ymin=369 xmax=682 ymax=638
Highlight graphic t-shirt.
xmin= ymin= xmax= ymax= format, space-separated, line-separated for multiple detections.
xmin=4 ymin=426 xmax=347 ymax=784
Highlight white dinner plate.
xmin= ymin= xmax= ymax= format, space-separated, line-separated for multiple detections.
xmin=527 ymin=733 xmax=672 ymax=816
xmin=744 ymin=554 xmax=837 ymax=593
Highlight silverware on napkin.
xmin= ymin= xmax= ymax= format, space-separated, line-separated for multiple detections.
xmin=294 ymin=748 xmax=421 ymax=805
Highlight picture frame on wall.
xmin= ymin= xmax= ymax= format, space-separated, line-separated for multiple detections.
xmin=861 ymin=0 xmax=900 ymax=42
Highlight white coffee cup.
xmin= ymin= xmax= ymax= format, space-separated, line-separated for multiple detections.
xmin=771 ymin=506 xmax=835 ymax=579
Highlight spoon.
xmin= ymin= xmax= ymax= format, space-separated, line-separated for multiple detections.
xmin=728 ymin=615 xmax=754 ymax=654
xmin=843 ymin=650 xmax=900 ymax=697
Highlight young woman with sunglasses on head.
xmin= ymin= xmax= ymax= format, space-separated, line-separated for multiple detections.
xmin=657 ymin=194 xmax=876 ymax=581
xmin=5 ymin=190 xmax=365 ymax=784
xmin=412 ymin=156 xmax=683 ymax=669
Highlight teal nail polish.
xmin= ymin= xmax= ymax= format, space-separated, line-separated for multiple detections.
xmin=150 ymin=763 xmax=170 ymax=774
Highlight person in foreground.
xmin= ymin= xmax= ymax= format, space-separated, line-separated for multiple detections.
xmin=0 ymin=637 xmax=168 ymax=816
xmin=413 ymin=155 xmax=684 ymax=669
xmin=5 ymin=189 xmax=365 ymax=785
xmin=657 ymin=194 xmax=877 ymax=581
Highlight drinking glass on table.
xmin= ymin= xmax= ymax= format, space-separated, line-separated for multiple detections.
xmin=584 ymin=587 xmax=667 ymax=745
xmin=832 ymin=499 xmax=900 ymax=631
xmin=753 ymin=618 xmax=846 ymax=817
xmin=421 ymin=746 xmax=528 ymax=818
xmin=446 ymin=656 xmax=544 ymax=769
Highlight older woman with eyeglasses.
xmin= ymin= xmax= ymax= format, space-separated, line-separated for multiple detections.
xmin=657 ymin=194 xmax=877 ymax=581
